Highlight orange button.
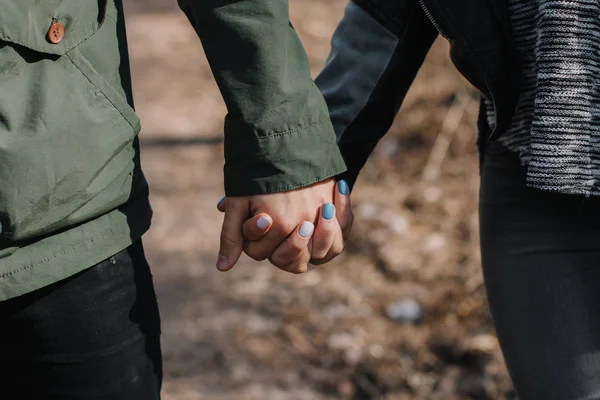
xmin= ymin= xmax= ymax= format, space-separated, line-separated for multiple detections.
xmin=47 ymin=22 xmax=64 ymax=44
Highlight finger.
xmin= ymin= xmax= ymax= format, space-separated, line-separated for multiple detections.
xmin=271 ymin=223 xmax=314 ymax=274
xmin=217 ymin=199 xmax=249 ymax=272
xmin=334 ymin=180 xmax=354 ymax=239
xmin=217 ymin=196 xmax=226 ymax=212
xmin=244 ymin=216 xmax=297 ymax=261
xmin=270 ymin=221 xmax=314 ymax=272
xmin=242 ymin=213 xmax=273 ymax=241
xmin=311 ymin=220 xmax=344 ymax=265
xmin=310 ymin=203 xmax=336 ymax=260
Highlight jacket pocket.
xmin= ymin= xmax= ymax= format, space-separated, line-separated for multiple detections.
xmin=0 ymin=0 xmax=142 ymax=242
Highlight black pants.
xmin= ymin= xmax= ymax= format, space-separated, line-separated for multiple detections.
xmin=480 ymin=143 xmax=600 ymax=399
xmin=0 ymin=241 xmax=162 ymax=400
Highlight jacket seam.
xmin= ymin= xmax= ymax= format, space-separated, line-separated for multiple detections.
xmin=231 ymin=121 xmax=329 ymax=142
xmin=0 ymin=224 xmax=119 ymax=280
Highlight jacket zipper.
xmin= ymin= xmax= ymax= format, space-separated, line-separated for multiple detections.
xmin=419 ymin=0 xmax=449 ymax=40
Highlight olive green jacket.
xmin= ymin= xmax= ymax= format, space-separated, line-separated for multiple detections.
xmin=0 ymin=0 xmax=345 ymax=300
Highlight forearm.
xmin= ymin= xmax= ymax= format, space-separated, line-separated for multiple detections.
xmin=178 ymin=0 xmax=346 ymax=196
xmin=316 ymin=0 xmax=438 ymax=190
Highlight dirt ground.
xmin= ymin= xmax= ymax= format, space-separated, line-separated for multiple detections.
xmin=123 ymin=1 xmax=517 ymax=398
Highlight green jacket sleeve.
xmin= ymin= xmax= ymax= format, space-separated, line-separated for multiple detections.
xmin=177 ymin=0 xmax=347 ymax=196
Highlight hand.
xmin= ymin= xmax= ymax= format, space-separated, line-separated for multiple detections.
xmin=216 ymin=178 xmax=345 ymax=273
xmin=218 ymin=179 xmax=354 ymax=270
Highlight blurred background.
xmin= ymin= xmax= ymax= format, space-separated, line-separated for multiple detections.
xmin=123 ymin=0 xmax=516 ymax=399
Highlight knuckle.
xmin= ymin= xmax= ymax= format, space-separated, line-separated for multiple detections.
xmin=342 ymin=218 xmax=354 ymax=239
xmin=268 ymin=256 xmax=284 ymax=269
xmin=290 ymin=240 xmax=305 ymax=253
xmin=347 ymin=213 xmax=355 ymax=228
xmin=288 ymin=264 xmax=308 ymax=274
xmin=340 ymin=213 xmax=353 ymax=229
xmin=245 ymin=247 xmax=267 ymax=262
xmin=332 ymin=242 xmax=344 ymax=255
xmin=270 ymin=220 xmax=295 ymax=238
xmin=243 ymin=230 xmax=261 ymax=242
xmin=281 ymin=220 xmax=298 ymax=235
xmin=270 ymin=212 xmax=297 ymax=233
xmin=310 ymin=258 xmax=325 ymax=266
xmin=220 ymin=232 xmax=239 ymax=248
xmin=311 ymin=250 xmax=326 ymax=261
xmin=272 ymin=250 xmax=301 ymax=268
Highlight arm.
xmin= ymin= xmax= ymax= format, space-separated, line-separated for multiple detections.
xmin=231 ymin=0 xmax=439 ymax=270
xmin=178 ymin=0 xmax=347 ymax=271
xmin=316 ymin=0 xmax=439 ymax=190
xmin=178 ymin=0 xmax=346 ymax=196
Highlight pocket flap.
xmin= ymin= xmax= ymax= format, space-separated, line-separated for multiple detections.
xmin=0 ymin=0 xmax=108 ymax=56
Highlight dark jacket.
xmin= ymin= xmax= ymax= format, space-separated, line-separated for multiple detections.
xmin=316 ymin=0 xmax=519 ymax=189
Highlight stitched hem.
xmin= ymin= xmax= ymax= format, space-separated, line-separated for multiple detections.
xmin=226 ymin=120 xmax=330 ymax=143
xmin=0 ymin=224 xmax=119 ymax=281
xmin=256 ymin=169 xmax=348 ymax=195
xmin=0 ymin=195 xmax=152 ymax=301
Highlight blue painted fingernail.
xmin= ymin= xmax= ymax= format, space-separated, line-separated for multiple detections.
xmin=217 ymin=196 xmax=225 ymax=208
xmin=322 ymin=203 xmax=334 ymax=220
xmin=338 ymin=180 xmax=348 ymax=195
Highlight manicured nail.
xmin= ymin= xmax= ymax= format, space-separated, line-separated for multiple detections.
xmin=256 ymin=215 xmax=271 ymax=230
xmin=216 ymin=255 xmax=228 ymax=271
xmin=299 ymin=221 xmax=315 ymax=238
xmin=217 ymin=196 xmax=225 ymax=208
xmin=322 ymin=203 xmax=335 ymax=220
xmin=338 ymin=180 xmax=348 ymax=195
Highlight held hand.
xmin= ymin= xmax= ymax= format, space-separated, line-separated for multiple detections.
xmin=217 ymin=179 xmax=354 ymax=270
xmin=216 ymin=178 xmax=343 ymax=273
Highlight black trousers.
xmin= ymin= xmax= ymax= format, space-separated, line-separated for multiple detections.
xmin=480 ymin=143 xmax=600 ymax=399
xmin=0 ymin=241 xmax=162 ymax=400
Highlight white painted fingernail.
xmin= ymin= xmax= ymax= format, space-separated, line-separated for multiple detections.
xmin=298 ymin=221 xmax=314 ymax=238
xmin=257 ymin=216 xmax=270 ymax=230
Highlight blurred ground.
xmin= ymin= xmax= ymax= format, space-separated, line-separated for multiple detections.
xmin=123 ymin=0 xmax=516 ymax=399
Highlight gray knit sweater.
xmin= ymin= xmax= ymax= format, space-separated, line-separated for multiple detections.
xmin=485 ymin=0 xmax=600 ymax=195
xmin=484 ymin=0 xmax=600 ymax=195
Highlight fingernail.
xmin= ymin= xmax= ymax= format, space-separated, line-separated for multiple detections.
xmin=216 ymin=255 xmax=228 ymax=271
xmin=217 ymin=196 xmax=225 ymax=208
xmin=299 ymin=221 xmax=314 ymax=238
xmin=256 ymin=215 xmax=271 ymax=230
xmin=338 ymin=180 xmax=348 ymax=195
xmin=322 ymin=203 xmax=334 ymax=220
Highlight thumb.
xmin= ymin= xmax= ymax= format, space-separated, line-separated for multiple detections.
xmin=217 ymin=198 xmax=249 ymax=271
